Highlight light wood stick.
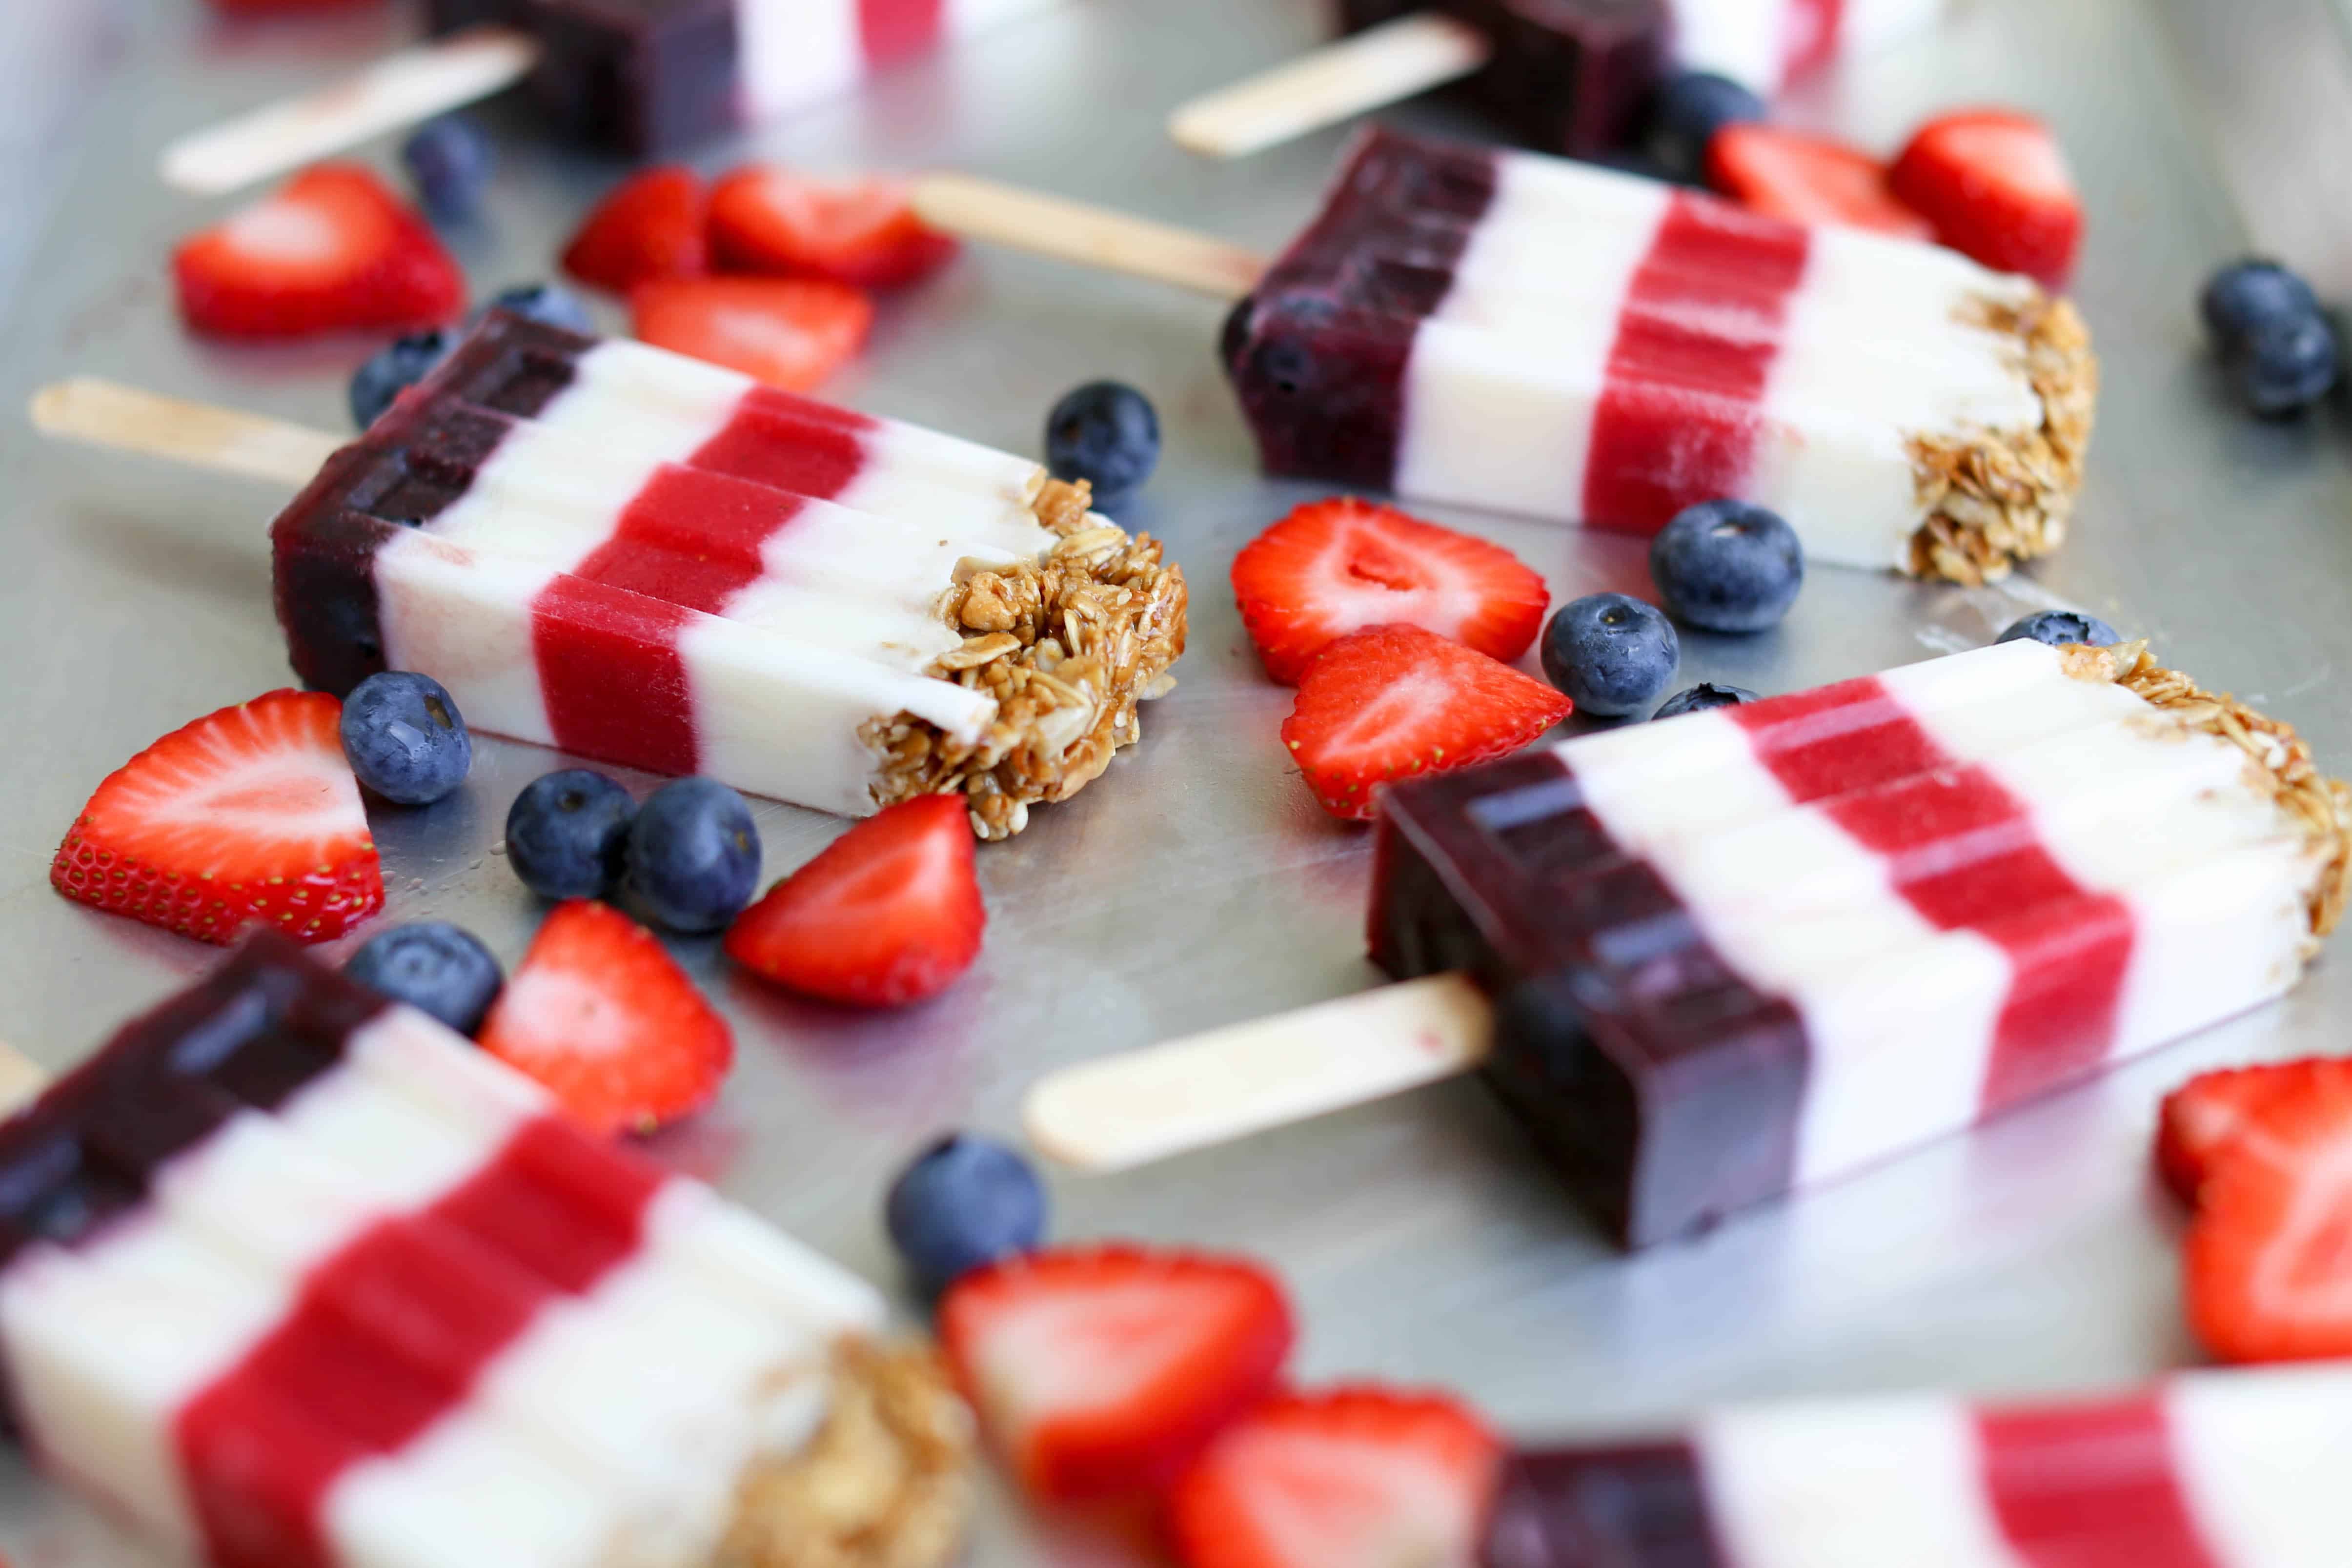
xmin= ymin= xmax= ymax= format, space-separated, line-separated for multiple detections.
xmin=908 ymin=174 xmax=1267 ymax=300
xmin=1168 ymin=13 xmax=1494 ymax=159
xmin=161 ymin=26 xmax=542 ymax=198
xmin=0 ymin=1047 xmax=46 ymax=1120
xmin=1022 ymin=974 xmax=1494 ymax=1173
xmin=31 ymin=379 xmax=342 ymax=489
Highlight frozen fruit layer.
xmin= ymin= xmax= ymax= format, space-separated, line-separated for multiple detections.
xmin=0 ymin=931 xmax=887 ymax=1568
xmin=1222 ymin=128 xmax=2095 ymax=583
xmin=1483 ymin=1366 xmax=2352 ymax=1567
xmin=1371 ymin=639 xmax=2348 ymax=1246
xmin=426 ymin=0 xmax=1069 ymax=155
xmin=1669 ymin=0 xmax=1947 ymax=91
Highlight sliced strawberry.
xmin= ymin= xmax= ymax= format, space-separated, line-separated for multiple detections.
xmin=1282 ymin=625 xmax=1571 ymax=821
xmin=2184 ymin=1064 xmax=2352 ymax=1362
xmin=707 ymin=166 xmax=958 ymax=289
xmin=1168 ymin=1387 xmax=1501 ymax=1568
xmin=561 ymin=166 xmax=709 ymax=296
xmin=1705 ymin=125 xmax=1933 ymax=240
xmin=632 ymin=275 xmax=872 ymax=392
xmin=939 ymin=1244 xmax=1294 ymax=1501
xmin=1231 ymin=499 xmax=1550 ymax=686
xmin=480 ymin=899 xmax=733 ymax=1136
xmin=51 ymin=690 xmax=382 ymax=946
xmin=173 ymin=164 xmax=465 ymax=339
xmin=2155 ymin=1060 xmax=2352 ymax=1206
xmin=724 ymin=794 xmax=983 ymax=1008
xmin=1890 ymin=109 xmax=2082 ymax=286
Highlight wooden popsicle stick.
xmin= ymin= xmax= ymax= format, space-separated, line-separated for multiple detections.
xmin=908 ymin=174 xmax=1268 ymax=300
xmin=1168 ymin=13 xmax=1495 ymax=159
xmin=160 ymin=26 xmax=542 ymax=198
xmin=0 ymin=1047 xmax=47 ymax=1120
xmin=1022 ymin=973 xmax=1495 ymax=1173
xmin=30 ymin=379 xmax=341 ymax=489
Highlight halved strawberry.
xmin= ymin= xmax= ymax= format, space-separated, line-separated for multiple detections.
xmin=2155 ymin=1060 xmax=2352 ymax=1206
xmin=480 ymin=899 xmax=733 ymax=1136
xmin=1890 ymin=109 xmax=2082 ymax=286
xmin=1705 ymin=125 xmax=1933 ymax=240
xmin=632 ymin=275 xmax=873 ymax=392
xmin=561 ymin=166 xmax=709 ymax=296
xmin=51 ymin=690 xmax=382 ymax=946
xmin=173 ymin=164 xmax=465 ymax=339
xmin=1167 ymin=1387 xmax=1502 ymax=1568
xmin=2184 ymin=1064 xmax=2352 ymax=1362
xmin=707 ymin=166 xmax=958 ymax=289
xmin=724 ymin=794 xmax=983 ymax=1008
xmin=1282 ymin=625 xmax=1572 ymax=821
xmin=939 ymin=1244 xmax=1294 ymax=1501
xmin=1231 ymin=499 xmax=1550 ymax=686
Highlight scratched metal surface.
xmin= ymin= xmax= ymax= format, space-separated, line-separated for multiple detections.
xmin=0 ymin=0 xmax=2346 ymax=1560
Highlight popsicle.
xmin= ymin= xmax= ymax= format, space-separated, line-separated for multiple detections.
xmin=1483 ymin=1363 xmax=2352 ymax=1566
xmin=1022 ymin=638 xmax=2350 ymax=1246
xmin=0 ymin=930 xmax=970 ymax=1568
xmin=1168 ymin=0 xmax=1947 ymax=161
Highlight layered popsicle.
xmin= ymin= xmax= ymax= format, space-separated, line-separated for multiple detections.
xmin=0 ymin=930 xmax=968 ymax=1568
xmin=272 ymin=311 xmax=1186 ymax=837
xmin=1373 ymin=637 xmax=2349 ymax=1244
xmin=1220 ymin=127 xmax=2095 ymax=582
xmin=1483 ymin=1364 xmax=2352 ymax=1566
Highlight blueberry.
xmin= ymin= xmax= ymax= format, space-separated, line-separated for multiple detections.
xmin=1648 ymin=499 xmax=1805 ymax=633
xmin=1996 ymin=610 xmax=2122 ymax=648
xmin=1541 ymin=593 xmax=1679 ymax=718
xmin=625 ymin=777 xmax=760 ymax=933
xmin=349 ymin=328 xmax=457 ymax=429
xmin=481 ymin=282 xmax=594 ymax=336
xmin=401 ymin=116 xmax=493 ymax=223
xmin=507 ymin=769 xmax=636 ymax=900
xmin=339 ymin=671 xmax=472 ymax=805
xmin=2200 ymin=260 xmax=2321 ymax=344
xmin=1645 ymin=72 xmax=1766 ymax=183
xmin=1652 ymin=682 xmax=1758 ymax=720
xmin=1043 ymin=381 xmax=1160 ymax=508
xmin=884 ymin=1134 xmax=1047 ymax=1297
xmin=2230 ymin=312 xmax=2340 ymax=416
xmin=343 ymin=922 xmax=503 ymax=1036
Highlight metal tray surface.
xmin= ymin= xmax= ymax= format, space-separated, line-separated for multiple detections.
xmin=1 ymin=0 xmax=2348 ymax=1559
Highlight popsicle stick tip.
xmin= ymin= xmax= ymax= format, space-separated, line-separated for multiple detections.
xmin=909 ymin=173 xmax=1266 ymax=300
xmin=31 ymin=377 xmax=343 ymax=489
xmin=0 ymin=1044 xmax=49 ymax=1119
xmin=1166 ymin=12 xmax=1493 ymax=160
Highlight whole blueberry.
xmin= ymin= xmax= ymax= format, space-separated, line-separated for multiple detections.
xmin=884 ymin=1134 xmax=1048 ymax=1297
xmin=1649 ymin=499 xmax=1805 ymax=633
xmin=507 ymin=769 xmax=636 ymax=900
xmin=2230 ymin=312 xmax=2340 ymax=416
xmin=344 ymin=922 xmax=503 ymax=1036
xmin=481 ymin=282 xmax=594 ymax=336
xmin=2200 ymin=259 xmax=2321 ymax=344
xmin=1043 ymin=381 xmax=1160 ymax=508
xmin=1996 ymin=610 xmax=2122 ymax=648
xmin=340 ymin=671 xmax=472 ymax=805
xmin=1645 ymin=72 xmax=1766 ymax=183
xmin=1652 ymin=681 xmax=1758 ymax=720
xmin=349 ymin=327 xmax=457 ymax=429
xmin=401 ymin=116 xmax=493 ymax=223
xmin=626 ymin=777 xmax=760 ymax=933
xmin=1541 ymin=593 xmax=1679 ymax=718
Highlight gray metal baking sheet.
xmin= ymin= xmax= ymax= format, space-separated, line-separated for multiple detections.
xmin=1 ymin=0 xmax=2348 ymax=1560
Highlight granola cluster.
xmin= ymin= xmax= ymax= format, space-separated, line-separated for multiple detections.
xmin=715 ymin=1339 xmax=974 ymax=1568
xmin=1906 ymin=291 xmax=2097 ymax=585
xmin=862 ymin=477 xmax=1189 ymax=840
xmin=2064 ymin=640 xmax=2352 ymax=938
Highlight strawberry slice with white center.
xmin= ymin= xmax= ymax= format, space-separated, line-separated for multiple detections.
xmin=480 ymin=899 xmax=733 ymax=1137
xmin=1169 ymin=1387 xmax=1501 ymax=1568
xmin=939 ymin=1244 xmax=1294 ymax=1501
xmin=1706 ymin=125 xmax=1933 ymax=240
xmin=2184 ymin=1063 xmax=2352 ymax=1363
xmin=1231 ymin=499 xmax=1551 ymax=685
xmin=172 ymin=164 xmax=465 ymax=339
xmin=724 ymin=794 xmax=983 ymax=1008
xmin=1282 ymin=624 xmax=1572 ymax=820
xmin=1890 ymin=109 xmax=2083 ymax=287
xmin=708 ymin=166 xmax=959 ymax=289
xmin=561 ymin=165 xmax=710 ymax=295
xmin=51 ymin=690 xmax=383 ymax=945
xmin=2155 ymin=1059 xmax=2352 ymax=1206
xmin=632 ymin=275 xmax=874 ymax=392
